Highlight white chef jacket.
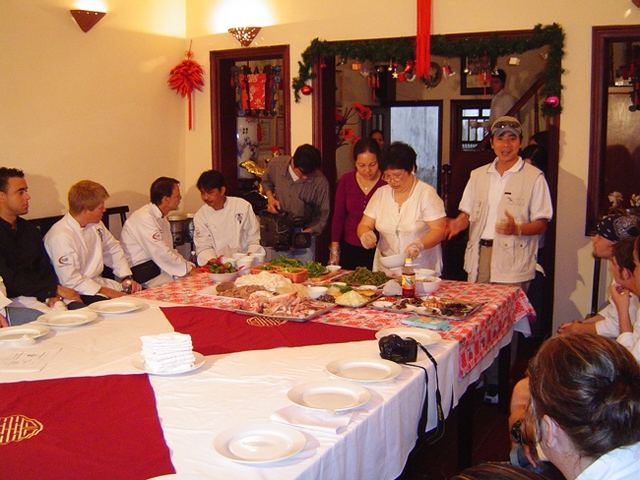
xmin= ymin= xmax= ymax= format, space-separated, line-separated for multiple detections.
xmin=193 ymin=196 xmax=262 ymax=266
xmin=44 ymin=213 xmax=131 ymax=295
xmin=363 ymin=180 xmax=446 ymax=275
xmin=595 ymin=290 xmax=640 ymax=338
xmin=576 ymin=442 xmax=640 ymax=480
xmin=120 ymin=203 xmax=193 ymax=278
xmin=616 ymin=303 xmax=640 ymax=363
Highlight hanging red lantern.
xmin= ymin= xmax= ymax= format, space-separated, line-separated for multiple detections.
xmin=301 ymin=85 xmax=313 ymax=95
xmin=168 ymin=43 xmax=205 ymax=130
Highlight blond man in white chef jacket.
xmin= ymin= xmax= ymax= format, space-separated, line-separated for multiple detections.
xmin=120 ymin=177 xmax=198 ymax=288
xmin=44 ymin=180 xmax=141 ymax=303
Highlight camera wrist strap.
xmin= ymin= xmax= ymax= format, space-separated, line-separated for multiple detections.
xmin=408 ymin=344 xmax=445 ymax=444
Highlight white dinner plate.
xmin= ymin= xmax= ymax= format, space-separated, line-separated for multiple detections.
xmin=375 ymin=326 xmax=441 ymax=346
xmin=287 ymin=381 xmax=371 ymax=411
xmin=213 ymin=423 xmax=306 ymax=464
xmin=88 ymin=298 xmax=145 ymax=315
xmin=0 ymin=323 xmax=50 ymax=342
xmin=131 ymin=352 xmax=205 ymax=376
xmin=37 ymin=310 xmax=98 ymax=327
xmin=326 ymin=357 xmax=403 ymax=382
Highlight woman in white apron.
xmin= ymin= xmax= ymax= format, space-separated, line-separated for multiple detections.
xmin=357 ymin=142 xmax=446 ymax=275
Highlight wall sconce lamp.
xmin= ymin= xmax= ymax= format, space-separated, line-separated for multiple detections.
xmin=70 ymin=10 xmax=106 ymax=33
xmin=228 ymin=27 xmax=261 ymax=47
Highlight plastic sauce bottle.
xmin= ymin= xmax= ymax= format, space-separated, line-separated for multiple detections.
xmin=401 ymin=259 xmax=416 ymax=298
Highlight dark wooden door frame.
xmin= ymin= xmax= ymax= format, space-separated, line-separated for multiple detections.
xmin=210 ymin=45 xmax=291 ymax=194
xmin=586 ymin=25 xmax=640 ymax=235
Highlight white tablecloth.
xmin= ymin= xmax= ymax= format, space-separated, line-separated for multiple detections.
xmin=0 ymin=301 xmax=459 ymax=480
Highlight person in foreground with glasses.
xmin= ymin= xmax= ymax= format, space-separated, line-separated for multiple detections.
xmin=526 ymin=333 xmax=640 ymax=480
xmin=447 ymin=116 xmax=553 ymax=403
xmin=356 ymin=142 xmax=446 ymax=275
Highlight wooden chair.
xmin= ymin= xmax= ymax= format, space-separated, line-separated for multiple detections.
xmin=28 ymin=206 xmax=129 ymax=236
xmin=28 ymin=206 xmax=130 ymax=280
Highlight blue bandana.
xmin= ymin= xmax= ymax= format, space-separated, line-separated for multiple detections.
xmin=596 ymin=215 xmax=640 ymax=242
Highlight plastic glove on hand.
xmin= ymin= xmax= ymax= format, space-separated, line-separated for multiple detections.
xmin=360 ymin=231 xmax=377 ymax=249
xmin=405 ymin=241 xmax=424 ymax=259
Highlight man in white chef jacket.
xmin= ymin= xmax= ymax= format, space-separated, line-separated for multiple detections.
xmin=44 ymin=180 xmax=141 ymax=303
xmin=120 ymin=177 xmax=198 ymax=288
xmin=193 ymin=170 xmax=264 ymax=266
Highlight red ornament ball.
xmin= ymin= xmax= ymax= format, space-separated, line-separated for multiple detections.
xmin=545 ymin=95 xmax=559 ymax=107
xmin=301 ymin=85 xmax=313 ymax=96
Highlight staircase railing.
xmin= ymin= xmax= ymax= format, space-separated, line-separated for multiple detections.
xmin=475 ymin=76 xmax=546 ymax=151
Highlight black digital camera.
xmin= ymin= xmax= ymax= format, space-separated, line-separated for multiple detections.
xmin=379 ymin=334 xmax=418 ymax=363
xmin=259 ymin=211 xmax=312 ymax=251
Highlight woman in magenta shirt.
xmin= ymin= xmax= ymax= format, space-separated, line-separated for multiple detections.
xmin=330 ymin=138 xmax=385 ymax=270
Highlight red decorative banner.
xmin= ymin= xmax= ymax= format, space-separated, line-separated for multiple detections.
xmin=415 ymin=0 xmax=432 ymax=79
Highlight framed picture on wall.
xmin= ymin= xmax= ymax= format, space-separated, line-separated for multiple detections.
xmin=460 ymin=56 xmax=492 ymax=95
xmin=259 ymin=118 xmax=275 ymax=149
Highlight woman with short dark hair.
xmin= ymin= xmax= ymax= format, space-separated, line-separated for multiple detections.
xmin=357 ymin=142 xmax=446 ymax=274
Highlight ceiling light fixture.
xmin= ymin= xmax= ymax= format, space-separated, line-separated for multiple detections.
xmin=228 ymin=27 xmax=261 ymax=47
xmin=70 ymin=10 xmax=106 ymax=33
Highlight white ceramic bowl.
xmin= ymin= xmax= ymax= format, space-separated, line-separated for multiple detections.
xmin=252 ymin=253 xmax=266 ymax=266
xmin=416 ymin=277 xmax=442 ymax=295
xmin=231 ymin=253 xmax=246 ymax=261
xmin=235 ymin=257 xmax=254 ymax=270
xmin=307 ymin=286 xmax=328 ymax=299
xmin=207 ymin=271 xmax=239 ymax=283
xmin=326 ymin=265 xmax=341 ymax=273
xmin=379 ymin=253 xmax=408 ymax=269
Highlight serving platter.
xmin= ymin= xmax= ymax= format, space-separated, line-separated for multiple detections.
xmin=371 ymin=296 xmax=484 ymax=320
xmin=233 ymin=302 xmax=335 ymax=323
xmin=213 ymin=423 xmax=306 ymax=464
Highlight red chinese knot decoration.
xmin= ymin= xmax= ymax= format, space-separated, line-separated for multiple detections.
xmin=168 ymin=44 xmax=205 ymax=130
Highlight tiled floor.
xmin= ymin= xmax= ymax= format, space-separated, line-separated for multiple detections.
xmin=397 ymin=336 xmax=540 ymax=480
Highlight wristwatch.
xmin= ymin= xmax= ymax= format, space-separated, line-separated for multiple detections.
xmin=510 ymin=419 xmax=524 ymax=444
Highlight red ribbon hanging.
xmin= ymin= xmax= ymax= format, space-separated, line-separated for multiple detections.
xmin=415 ymin=0 xmax=432 ymax=79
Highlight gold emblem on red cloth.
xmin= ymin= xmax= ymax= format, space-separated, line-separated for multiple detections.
xmin=247 ymin=316 xmax=286 ymax=327
xmin=0 ymin=415 xmax=43 ymax=445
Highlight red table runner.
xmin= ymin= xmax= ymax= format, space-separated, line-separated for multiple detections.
xmin=0 ymin=374 xmax=175 ymax=480
xmin=160 ymin=306 xmax=377 ymax=355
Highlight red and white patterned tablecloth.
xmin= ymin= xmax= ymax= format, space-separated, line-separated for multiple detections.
xmin=134 ymin=275 xmax=534 ymax=378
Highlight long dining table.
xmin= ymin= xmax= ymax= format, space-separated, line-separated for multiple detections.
xmin=0 ymin=273 xmax=533 ymax=480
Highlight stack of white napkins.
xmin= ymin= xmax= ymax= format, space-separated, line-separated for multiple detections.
xmin=140 ymin=333 xmax=195 ymax=374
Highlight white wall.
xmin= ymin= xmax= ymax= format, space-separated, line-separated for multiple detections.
xmin=3 ymin=0 xmax=640 ymax=330
xmin=0 ymin=0 xmax=187 ymax=217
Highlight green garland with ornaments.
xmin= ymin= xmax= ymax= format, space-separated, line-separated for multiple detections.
xmin=293 ymin=23 xmax=564 ymax=116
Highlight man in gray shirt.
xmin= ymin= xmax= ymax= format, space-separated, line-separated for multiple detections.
xmin=261 ymin=144 xmax=330 ymax=262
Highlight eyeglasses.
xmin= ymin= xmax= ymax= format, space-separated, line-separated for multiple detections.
xmin=382 ymin=172 xmax=407 ymax=183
